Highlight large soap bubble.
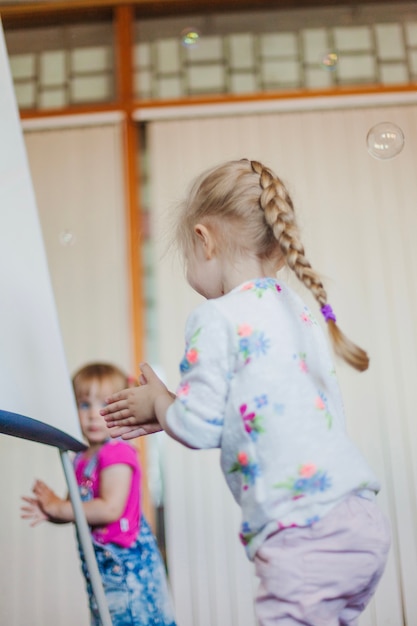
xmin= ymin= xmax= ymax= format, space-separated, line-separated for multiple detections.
xmin=366 ymin=122 xmax=405 ymax=160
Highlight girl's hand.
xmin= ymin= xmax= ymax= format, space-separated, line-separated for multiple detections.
xmin=105 ymin=422 xmax=163 ymax=440
xmin=32 ymin=480 xmax=64 ymax=519
xmin=20 ymin=495 xmax=49 ymax=527
xmin=100 ymin=363 xmax=175 ymax=438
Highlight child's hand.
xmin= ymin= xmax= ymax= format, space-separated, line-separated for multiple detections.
xmin=100 ymin=363 xmax=175 ymax=439
xmin=105 ymin=422 xmax=164 ymax=440
xmin=32 ymin=480 xmax=64 ymax=519
xmin=20 ymin=495 xmax=49 ymax=527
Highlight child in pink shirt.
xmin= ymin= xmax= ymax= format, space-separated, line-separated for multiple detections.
xmin=22 ymin=362 xmax=176 ymax=626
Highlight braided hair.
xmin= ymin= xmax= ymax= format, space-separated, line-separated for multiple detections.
xmin=177 ymin=159 xmax=369 ymax=372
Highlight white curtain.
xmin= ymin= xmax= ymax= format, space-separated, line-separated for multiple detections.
xmin=0 ymin=121 xmax=131 ymax=626
xmin=148 ymin=103 xmax=417 ymax=626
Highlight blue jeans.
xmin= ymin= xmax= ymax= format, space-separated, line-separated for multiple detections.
xmin=79 ymin=516 xmax=176 ymax=626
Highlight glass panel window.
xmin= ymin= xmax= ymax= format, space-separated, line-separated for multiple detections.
xmin=9 ymin=54 xmax=35 ymax=80
xmin=375 ymin=24 xmax=405 ymax=60
xmin=39 ymin=88 xmax=67 ymax=109
xmin=333 ymin=26 xmax=372 ymax=52
xmin=405 ymin=22 xmax=417 ymax=46
xmin=338 ymin=54 xmax=376 ymax=82
xmin=184 ymin=36 xmax=223 ymax=62
xmin=262 ymin=58 xmax=300 ymax=87
xmin=302 ymin=29 xmax=329 ymax=64
xmin=4 ymin=3 xmax=417 ymax=111
xmin=71 ymin=75 xmax=111 ymax=103
xmin=187 ymin=64 xmax=224 ymax=92
xmin=229 ymin=34 xmax=254 ymax=70
xmin=157 ymin=76 xmax=183 ymax=99
xmin=409 ymin=50 xmax=417 ymax=76
xmin=133 ymin=5 xmax=416 ymax=101
xmin=380 ymin=63 xmax=409 ymax=84
xmin=230 ymin=72 xmax=257 ymax=93
xmin=40 ymin=51 xmax=66 ymax=87
xmin=305 ymin=67 xmax=334 ymax=89
xmin=135 ymin=69 xmax=152 ymax=98
xmin=71 ymin=46 xmax=112 ymax=73
xmin=14 ymin=82 xmax=36 ymax=109
xmin=5 ymin=21 xmax=114 ymax=110
xmin=260 ymin=32 xmax=298 ymax=58
xmin=156 ymin=39 xmax=180 ymax=73
xmin=134 ymin=42 xmax=152 ymax=69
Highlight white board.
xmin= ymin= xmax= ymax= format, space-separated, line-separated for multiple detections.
xmin=0 ymin=21 xmax=84 ymax=450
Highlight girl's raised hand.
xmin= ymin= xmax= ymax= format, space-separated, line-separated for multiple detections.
xmin=20 ymin=495 xmax=49 ymax=527
xmin=32 ymin=480 xmax=64 ymax=519
xmin=106 ymin=422 xmax=164 ymax=440
xmin=100 ymin=363 xmax=175 ymax=438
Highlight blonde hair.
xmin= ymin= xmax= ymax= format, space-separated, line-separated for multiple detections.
xmin=177 ymin=159 xmax=369 ymax=372
xmin=72 ymin=362 xmax=129 ymax=398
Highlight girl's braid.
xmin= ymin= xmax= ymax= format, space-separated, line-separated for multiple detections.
xmin=250 ymin=160 xmax=369 ymax=372
xmin=251 ymin=160 xmax=327 ymax=306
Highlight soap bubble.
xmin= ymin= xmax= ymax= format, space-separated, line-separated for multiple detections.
xmin=181 ymin=27 xmax=200 ymax=48
xmin=59 ymin=229 xmax=76 ymax=246
xmin=321 ymin=50 xmax=339 ymax=71
xmin=366 ymin=122 xmax=405 ymax=160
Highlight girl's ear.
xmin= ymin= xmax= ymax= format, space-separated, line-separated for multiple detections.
xmin=194 ymin=223 xmax=215 ymax=259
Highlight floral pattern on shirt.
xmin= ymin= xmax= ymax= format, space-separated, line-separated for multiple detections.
xmin=293 ymin=352 xmax=308 ymax=373
xmin=177 ymin=381 xmax=190 ymax=398
xmin=274 ymin=463 xmax=332 ymax=499
xmin=229 ymin=451 xmax=260 ymax=490
xmin=239 ymin=277 xmax=282 ymax=298
xmin=179 ymin=328 xmax=201 ymax=373
xmin=315 ymin=390 xmax=333 ymax=429
xmin=300 ymin=307 xmax=318 ymax=326
xmin=237 ymin=325 xmax=271 ymax=364
xmin=240 ymin=402 xmax=265 ymax=441
xmin=239 ymin=521 xmax=258 ymax=546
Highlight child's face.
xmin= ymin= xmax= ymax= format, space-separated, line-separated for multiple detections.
xmin=76 ymin=378 xmax=116 ymax=447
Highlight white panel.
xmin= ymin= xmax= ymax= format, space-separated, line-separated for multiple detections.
xmin=149 ymin=104 xmax=416 ymax=624
xmin=0 ymin=21 xmax=82 ymax=442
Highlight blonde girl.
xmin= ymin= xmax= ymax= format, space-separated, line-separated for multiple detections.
xmin=101 ymin=160 xmax=390 ymax=625
xmin=22 ymin=362 xmax=176 ymax=626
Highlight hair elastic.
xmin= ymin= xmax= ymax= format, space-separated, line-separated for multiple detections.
xmin=321 ymin=303 xmax=337 ymax=323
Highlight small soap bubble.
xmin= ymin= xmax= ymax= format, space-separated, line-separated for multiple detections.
xmin=366 ymin=122 xmax=405 ymax=160
xmin=59 ymin=229 xmax=76 ymax=246
xmin=181 ymin=27 xmax=200 ymax=48
xmin=321 ymin=50 xmax=339 ymax=71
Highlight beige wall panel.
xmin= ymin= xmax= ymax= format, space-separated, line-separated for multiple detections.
xmin=24 ymin=123 xmax=132 ymax=375
xmin=149 ymin=104 xmax=416 ymax=625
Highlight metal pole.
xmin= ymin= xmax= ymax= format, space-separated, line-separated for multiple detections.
xmin=60 ymin=449 xmax=113 ymax=626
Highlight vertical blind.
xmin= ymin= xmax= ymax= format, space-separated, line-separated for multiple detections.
xmin=148 ymin=103 xmax=417 ymax=626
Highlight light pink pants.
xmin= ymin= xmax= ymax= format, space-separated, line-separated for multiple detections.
xmin=254 ymin=494 xmax=391 ymax=625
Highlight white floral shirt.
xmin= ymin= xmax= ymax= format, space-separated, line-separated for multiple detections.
xmin=166 ymin=278 xmax=380 ymax=559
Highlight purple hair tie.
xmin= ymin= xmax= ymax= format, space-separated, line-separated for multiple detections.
xmin=321 ymin=304 xmax=337 ymax=323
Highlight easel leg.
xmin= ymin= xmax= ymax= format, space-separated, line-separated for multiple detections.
xmin=60 ymin=450 xmax=113 ymax=626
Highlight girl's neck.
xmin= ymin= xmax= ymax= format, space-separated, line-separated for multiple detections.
xmin=221 ymin=257 xmax=280 ymax=294
xmin=85 ymin=440 xmax=107 ymax=456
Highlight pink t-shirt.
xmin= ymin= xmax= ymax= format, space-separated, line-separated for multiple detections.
xmin=74 ymin=440 xmax=141 ymax=548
